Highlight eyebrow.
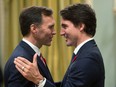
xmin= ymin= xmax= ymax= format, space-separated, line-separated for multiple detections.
xmin=49 ymin=24 xmax=54 ymax=28
xmin=61 ymin=24 xmax=67 ymax=27
xmin=50 ymin=24 xmax=54 ymax=27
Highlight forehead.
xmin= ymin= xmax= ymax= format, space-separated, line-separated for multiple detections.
xmin=61 ymin=19 xmax=73 ymax=25
xmin=42 ymin=15 xmax=55 ymax=24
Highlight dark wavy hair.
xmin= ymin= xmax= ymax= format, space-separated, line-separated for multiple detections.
xmin=19 ymin=6 xmax=53 ymax=36
xmin=60 ymin=3 xmax=96 ymax=36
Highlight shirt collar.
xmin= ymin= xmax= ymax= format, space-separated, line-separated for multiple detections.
xmin=74 ymin=38 xmax=94 ymax=55
xmin=22 ymin=38 xmax=41 ymax=56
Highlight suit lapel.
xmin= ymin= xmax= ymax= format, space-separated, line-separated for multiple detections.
xmin=37 ymin=56 xmax=53 ymax=82
xmin=77 ymin=39 xmax=97 ymax=59
xmin=19 ymin=41 xmax=53 ymax=82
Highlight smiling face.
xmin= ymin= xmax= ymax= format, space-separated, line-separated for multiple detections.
xmin=32 ymin=15 xmax=56 ymax=48
xmin=60 ymin=19 xmax=83 ymax=47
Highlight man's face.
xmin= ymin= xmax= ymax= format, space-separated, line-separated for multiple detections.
xmin=60 ymin=19 xmax=81 ymax=47
xmin=35 ymin=15 xmax=56 ymax=47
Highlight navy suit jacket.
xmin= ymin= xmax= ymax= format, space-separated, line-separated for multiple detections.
xmin=4 ymin=41 xmax=56 ymax=87
xmin=61 ymin=40 xmax=105 ymax=87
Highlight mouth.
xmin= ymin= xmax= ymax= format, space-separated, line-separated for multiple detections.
xmin=65 ymin=39 xmax=68 ymax=42
xmin=49 ymin=37 xmax=53 ymax=41
xmin=64 ymin=34 xmax=68 ymax=42
xmin=64 ymin=34 xmax=67 ymax=38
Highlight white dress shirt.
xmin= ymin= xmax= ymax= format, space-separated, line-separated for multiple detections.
xmin=74 ymin=38 xmax=93 ymax=55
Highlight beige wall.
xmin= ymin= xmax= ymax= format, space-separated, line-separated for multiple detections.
xmin=93 ymin=0 xmax=116 ymax=87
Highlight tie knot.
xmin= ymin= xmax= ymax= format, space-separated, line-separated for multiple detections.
xmin=40 ymin=53 xmax=46 ymax=65
xmin=72 ymin=53 xmax=76 ymax=58
xmin=40 ymin=53 xmax=43 ymax=57
xmin=71 ymin=53 xmax=77 ymax=62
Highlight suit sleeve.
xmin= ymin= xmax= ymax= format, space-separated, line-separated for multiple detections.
xmin=4 ymin=50 xmax=35 ymax=87
xmin=6 ymin=59 xmax=35 ymax=87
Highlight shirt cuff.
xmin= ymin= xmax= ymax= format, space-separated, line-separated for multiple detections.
xmin=37 ymin=77 xmax=46 ymax=87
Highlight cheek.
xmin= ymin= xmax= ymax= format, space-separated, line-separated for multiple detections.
xmin=40 ymin=29 xmax=50 ymax=36
xmin=42 ymin=31 xmax=51 ymax=40
xmin=68 ymin=30 xmax=78 ymax=42
xmin=45 ymin=30 xmax=52 ymax=35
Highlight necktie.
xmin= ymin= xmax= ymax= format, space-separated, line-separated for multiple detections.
xmin=71 ymin=53 xmax=77 ymax=62
xmin=40 ymin=53 xmax=46 ymax=65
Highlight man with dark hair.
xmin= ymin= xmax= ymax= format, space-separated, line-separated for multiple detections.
xmin=4 ymin=6 xmax=56 ymax=87
xmin=60 ymin=3 xmax=105 ymax=87
xmin=14 ymin=3 xmax=105 ymax=87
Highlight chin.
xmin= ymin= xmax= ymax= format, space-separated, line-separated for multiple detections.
xmin=67 ymin=45 xmax=72 ymax=47
xmin=45 ymin=43 xmax=51 ymax=46
xmin=66 ymin=42 xmax=72 ymax=46
xmin=47 ymin=44 xmax=51 ymax=46
xmin=66 ymin=43 xmax=72 ymax=46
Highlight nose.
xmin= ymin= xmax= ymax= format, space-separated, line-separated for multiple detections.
xmin=52 ymin=29 xmax=56 ymax=35
xmin=60 ymin=29 xmax=65 ymax=36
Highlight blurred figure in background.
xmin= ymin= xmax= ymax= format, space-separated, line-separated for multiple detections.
xmin=0 ymin=66 xmax=3 ymax=87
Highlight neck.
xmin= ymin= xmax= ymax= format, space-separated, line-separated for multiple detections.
xmin=76 ymin=34 xmax=93 ymax=47
xmin=23 ymin=36 xmax=42 ymax=48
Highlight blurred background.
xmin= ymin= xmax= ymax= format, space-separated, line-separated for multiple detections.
xmin=0 ymin=0 xmax=116 ymax=87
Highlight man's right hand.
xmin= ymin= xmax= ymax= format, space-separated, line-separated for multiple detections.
xmin=14 ymin=53 xmax=44 ymax=85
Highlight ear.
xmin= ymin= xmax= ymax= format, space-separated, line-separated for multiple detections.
xmin=78 ymin=23 xmax=85 ymax=31
xmin=30 ymin=24 xmax=38 ymax=33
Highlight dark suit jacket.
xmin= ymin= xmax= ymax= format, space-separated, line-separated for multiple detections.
xmin=61 ymin=40 xmax=105 ymax=87
xmin=4 ymin=41 xmax=56 ymax=87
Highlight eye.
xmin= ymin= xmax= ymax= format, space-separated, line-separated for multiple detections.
xmin=48 ymin=25 xmax=54 ymax=30
xmin=61 ymin=24 xmax=67 ymax=29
